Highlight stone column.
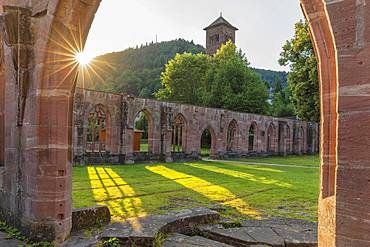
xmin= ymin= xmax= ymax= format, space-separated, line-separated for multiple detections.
xmin=0 ymin=1 xmax=101 ymax=242
xmin=0 ymin=15 xmax=4 ymax=167
xmin=160 ymin=106 xmax=173 ymax=162
xmin=302 ymin=0 xmax=370 ymax=245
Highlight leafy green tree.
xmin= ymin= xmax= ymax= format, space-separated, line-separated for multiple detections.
xmin=157 ymin=41 xmax=269 ymax=114
xmin=155 ymin=53 xmax=210 ymax=105
xmin=270 ymin=77 xmax=295 ymax=117
xmin=279 ymin=20 xmax=320 ymax=122
xmin=205 ymin=41 xmax=269 ymax=114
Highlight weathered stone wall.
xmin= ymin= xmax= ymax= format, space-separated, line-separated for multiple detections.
xmin=0 ymin=0 xmax=102 ymax=242
xmin=0 ymin=14 xmax=4 ymax=167
xmin=73 ymin=88 xmax=319 ymax=165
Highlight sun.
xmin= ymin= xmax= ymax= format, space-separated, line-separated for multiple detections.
xmin=75 ymin=52 xmax=92 ymax=66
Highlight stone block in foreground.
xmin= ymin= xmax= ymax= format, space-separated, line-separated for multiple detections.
xmin=163 ymin=233 xmax=232 ymax=247
xmin=72 ymin=206 xmax=111 ymax=232
xmin=100 ymin=207 xmax=220 ymax=246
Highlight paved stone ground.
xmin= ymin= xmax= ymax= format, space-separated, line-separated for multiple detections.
xmin=1 ymin=208 xmax=318 ymax=246
xmin=199 ymin=218 xmax=317 ymax=247
xmin=163 ymin=233 xmax=232 ymax=247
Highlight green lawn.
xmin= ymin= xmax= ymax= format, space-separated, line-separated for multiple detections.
xmin=238 ymin=155 xmax=320 ymax=167
xmin=72 ymin=155 xmax=319 ymax=222
xmin=140 ymin=143 xmax=148 ymax=152
xmin=201 ymin=147 xmax=210 ymax=157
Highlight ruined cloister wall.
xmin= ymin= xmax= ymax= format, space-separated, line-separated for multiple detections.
xmin=73 ymin=88 xmax=319 ymax=165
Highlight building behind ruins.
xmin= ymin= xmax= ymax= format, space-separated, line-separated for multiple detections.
xmin=204 ymin=14 xmax=238 ymax=55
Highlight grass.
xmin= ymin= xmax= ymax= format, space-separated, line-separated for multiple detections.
xmin=201 ymin=147 xmax=210 ymax=157
xmin=72 ymin=155 xmax=319 ymax=222
xmin=238 ymin=155 xmax=320 ymax=167
xmin=140 ymin=143 xmax=148 ymax=152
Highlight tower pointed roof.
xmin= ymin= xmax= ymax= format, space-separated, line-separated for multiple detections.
xmin=204 ymin=14 xmax=238 ymax=31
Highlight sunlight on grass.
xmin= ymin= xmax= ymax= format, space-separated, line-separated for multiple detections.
xmin=146 ymin=165 xmax=261 ymax=219
xmin=186 ymin=163 xmax=291 ymax=187
xmin=87 ymin=167 xmax=146 ymax=224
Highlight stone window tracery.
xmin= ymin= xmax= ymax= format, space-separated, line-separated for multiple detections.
xmin=86 ymin=105 xmax=106 ymax=153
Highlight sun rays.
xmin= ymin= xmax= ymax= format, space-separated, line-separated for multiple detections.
xmin=35 ymin=19 xmax=117 ymax=91
xmin=75 ymin=52 xmax=92 ymax=66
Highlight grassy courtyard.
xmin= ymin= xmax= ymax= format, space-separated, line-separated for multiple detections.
xmin=239 ymin=155 xmax=320 ymax=167
xmin=72 ymin=155 xmax=319 ymax=222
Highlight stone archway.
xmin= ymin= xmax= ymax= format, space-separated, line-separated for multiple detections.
xmin=266 ymin=123 xmax=277 ymax=153
xmin=200 ymin=126 xmax=217 ymax=158
xmin=1 ymin=0 xmax=370 ymax=245
xmin=226 ymin=119 xmax=239 ymax=152
xmin=248 ymin=122 xmax=258 ymax=152
xmin=0 ymin=1 xmax=101 ymax=242
xmin=172 ymin=113 xmax=188 ymax=153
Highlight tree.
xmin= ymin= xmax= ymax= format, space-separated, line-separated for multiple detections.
xmin=204 ymin=41 xmax=269 ymax=114
xmin=270 ymin=77 xmax=295 ymax=117
xmin=157 ymin=41 xmax=269 ymax=115
xmin=155 ymin=53 xmax=210 ymax=105
xmin=279 ymin=20 xmax=320 ymax=122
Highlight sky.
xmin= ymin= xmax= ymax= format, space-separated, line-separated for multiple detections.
xmin=84 ymin=0 xmax=304 ymax=71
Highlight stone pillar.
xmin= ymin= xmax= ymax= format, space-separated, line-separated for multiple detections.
xmin=0 ymin=0 xmax=101 ymax=242
xmin=0 ymin=15 xmax=3 ymax=167
xmin=302 ymin=0 xmax=370 ymax=245
xmin=160 ymin=106 xmax=173 ymax=162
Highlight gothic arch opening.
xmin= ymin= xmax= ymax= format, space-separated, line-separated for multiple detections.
xmin=248 ymin=122 xmax=258 ymax=152
xmin=86 ymin=105 xmax=108 ymax=153
xmin=134 ymin=110 xmax=153 ymax=153
xmin=266 ymin=123 xmax=276 ymax=153
xmin=299 ymin=126 xmax=305 ymax=154
xmin=227 ymin=119 xmax=238 ymax=152
xmin=200 ymin=127 xmax=216 ymax=158
xmin=172 ymin=113 xmax=187 ymax=153
xmin=285 ymin=125 xmax=291 ymax=153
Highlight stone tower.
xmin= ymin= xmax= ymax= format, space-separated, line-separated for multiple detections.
xmin=204 ymin=13 xmax=238 ymax=55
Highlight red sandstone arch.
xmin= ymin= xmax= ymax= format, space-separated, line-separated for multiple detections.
xmin=299 ymin=126 xmax=305 ymax=154
xmin=266 ymin=123 xmax=277 ymax=153
xmin=285 ymin=125 xmax=291 ymax=153
xmin=172 ymin=113 xmax=188 ymax=153
xmin=248 ymin=122 xmax=258 ymax=152
xmin=200 ymin=126 xmax=217 ymax=158
xmin=226 ymin=119 xmax=239 ymax=152
xmin=86 ymin=104 xmax=108 ymax=153
xmin=134 ymin=109 xmax=154 ymax=153
xmin=1 ymin=0 xmax=370 ymax=245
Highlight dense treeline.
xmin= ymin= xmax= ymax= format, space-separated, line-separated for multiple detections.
xmin=80 ymin=39 xmax=288 ymax=99
xmin=253 ymin=68 xmax=287 ymax=91
xmin=79 ymin=39 xmax=205 ymax=98
xmin=156 ymin=41 xmax=270 ymax=114
xmin=79 ymin=36 xmax=317 ymax=120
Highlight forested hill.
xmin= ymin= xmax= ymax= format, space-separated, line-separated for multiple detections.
xmin=79 ymin=39 xmax=287 ymax=98
xmin=253 ymin=68 xmax=288 ymax=90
